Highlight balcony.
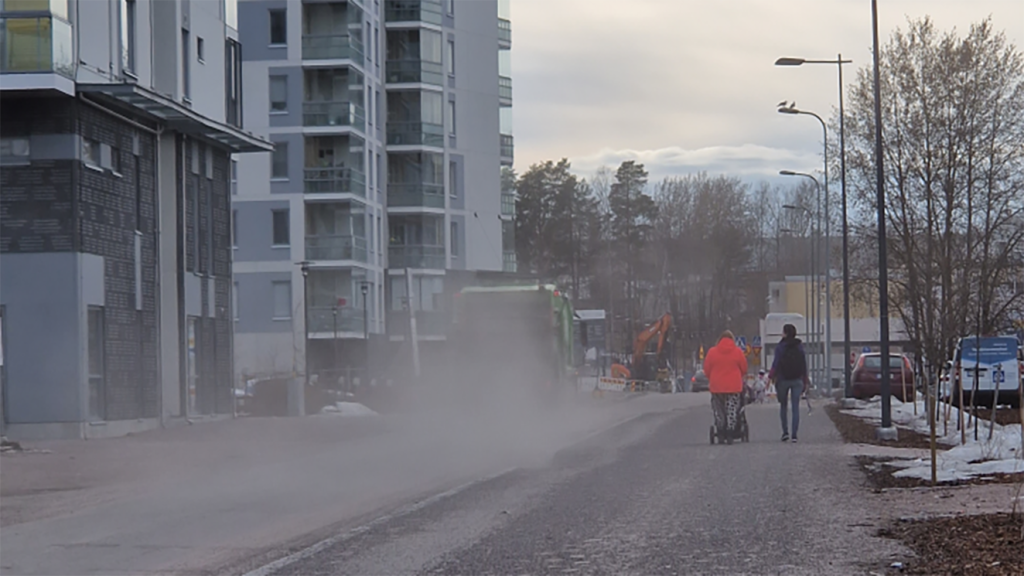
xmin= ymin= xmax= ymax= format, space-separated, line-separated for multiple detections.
xmin=385 ymin=0 xmax=443 ymax=25
xmin=305 ymin=234 xmax=368 ymax=262
xmin=498 ymin=18 xmax=511 ymax=49
xmin=500 ymin=134 xmax=514 ymax=165
xmin=503 ymin=251 xmax=517 ymax=273
xmin=304 ymin=167 xmax=366 ymax=196
xmin=309 ymin=307 xmax=364 ymax=334
xmin=0 ymin=15 xmax=74 ymax=78
xmin=498 ymin=75 xmax=512 ymax=105
xmin=389 ymin=245 xmax=445 ymax=269
xmin=303 ymin=101 xmax=366 ymax=129
xmin=388 ymin=183 xmax=445 ymax=209
xmin=387 ymin=121 xmax=445 ymax=147
xmin=386 ymin=59 xmax=443 ymax=85
xmin=501 ymin=192 xmax=515 ymax=216
xmin=302 ymin=34 xmax=364 ymax=62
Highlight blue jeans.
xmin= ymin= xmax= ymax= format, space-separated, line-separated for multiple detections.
xmin=776 ymin=379 xmax=803 ymax=437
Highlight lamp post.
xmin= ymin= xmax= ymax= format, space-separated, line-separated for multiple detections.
xmin=781 ymin=224 xmax=813 ymax=351
xmin=361 ymin=281 xmax=370 ymax=382
xmin=299 ymin=260 xmax=311 ymax=389
xmin=871 ymin=0 xmax=894 ymax=435
xmin=778 ymin=105 xmax=832 ymax=393
xmin=775 ymin=55 xmax=854 ymax=399
xmin=781 ymin=171 xmax=823 ymax=389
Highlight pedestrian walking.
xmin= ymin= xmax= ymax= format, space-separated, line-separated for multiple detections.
xmin=768 ymin=324 xmax=810 ymax=443
xmin=704 ymin=330 xmax=749 ymax=444
xmin=754 ymin=370 xmax=768 ymax=403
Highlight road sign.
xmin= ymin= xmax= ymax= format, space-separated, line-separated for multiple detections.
xmin=736 ymin=336 xmax=747 ymax=352
xmin=862 ymin=346 xmax=872 ymax=353
xmin=992 ymin=369 xmax=1005 ymax=386
xmin=752 ymin=336 xmax=762 ymax=347
xmin=337 ymin=297 xmax=348 ymax=307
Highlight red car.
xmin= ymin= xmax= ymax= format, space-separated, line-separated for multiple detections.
xmin=851 ymin=353 xmax=915 ymax=401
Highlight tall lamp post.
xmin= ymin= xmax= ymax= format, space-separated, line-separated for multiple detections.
xmin=299 ymin=261 xmax=311 ymax=389
xmin=781 ymin=171 xmax=823 ymax=389
xmin=361 ymin=281 xmax=370 ymax=382
xmin=775 ymin=55 xmax=854 ymax=399
xmin=778 ymin=104 xmax=832 ymax=392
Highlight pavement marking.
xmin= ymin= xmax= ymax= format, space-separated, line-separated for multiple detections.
xmin=240 ymin=466 xmax=519 ymax=576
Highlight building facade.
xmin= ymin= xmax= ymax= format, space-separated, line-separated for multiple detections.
xmin=233 ymin=0 xmax=514 ymax=379
xmin=0 ymin=0 xmax=271 ymax=439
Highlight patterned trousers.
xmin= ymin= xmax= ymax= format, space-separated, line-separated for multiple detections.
xmin=711 ymin=393 xmax=741 ymax=434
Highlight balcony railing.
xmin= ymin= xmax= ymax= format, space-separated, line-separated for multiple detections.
xmin=500 ymin=134 xmax=514 ymax=162
xmin=309 ymin=306 xmax=365 ymax=334
xmin=303 ymin=101 xmax=366 ymax=129
xmin=389 ymin=245 xmax=445 ymax=269
xmin=385 ymin=59 xmax=443 ymax=85
xmin=384 ymin=0 xmax=443 ymax=25
xmin=503 ymin=251 xmax=517 ymax=273
xmin=388 ymin=182 xmax=445 ymax=208
xmin=501 ymin=192 xmax=515 ymax=216
xmin=304 ymin=167 xmax=366 ymax=196
xmin=302 ymin=34 xmax=364 ymax=61
xmin=305 ymin=234 xmax=368 ymax=262
xmin=498 ymin=18 xmax=511 ymax=47
xmin=0 ymin=16 xmax=74 ymax=77
xmin=499 ymin=75 xmax=512 ymax=101
xmin=387 ymin=121 xmax=445 ymax=147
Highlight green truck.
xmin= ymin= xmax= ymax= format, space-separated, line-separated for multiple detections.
xmin=449 ymin=284 xmax=576 ymax=397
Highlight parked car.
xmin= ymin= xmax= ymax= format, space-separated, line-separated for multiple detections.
xmin=691 ymin=370 xmax=710 ymax=393
xmin=851 ymin=353 xmax=915 ymax=401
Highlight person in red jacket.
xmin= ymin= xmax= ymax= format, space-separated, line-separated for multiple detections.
xmin=704 ymin=330 xmax=749 ymax=442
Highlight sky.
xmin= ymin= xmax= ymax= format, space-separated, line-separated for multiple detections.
xmin=508 ymin=0 xmax=1024 ymax=186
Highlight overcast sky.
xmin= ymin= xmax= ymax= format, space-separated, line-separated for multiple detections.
xmin=508 ymin=0 xmax=1024 ymax=186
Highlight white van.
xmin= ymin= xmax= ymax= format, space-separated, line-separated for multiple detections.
xmin=946 ymin=335 xmax=1022 ymax=408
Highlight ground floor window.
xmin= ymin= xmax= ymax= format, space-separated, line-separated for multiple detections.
xmin=87 ymin=306 xmax=105 ymax=421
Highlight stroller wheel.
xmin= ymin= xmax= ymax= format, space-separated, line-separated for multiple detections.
xmin=709 ymin=426 xmax=716 ymax=445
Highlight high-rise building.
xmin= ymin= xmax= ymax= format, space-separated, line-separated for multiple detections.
xmin=0 ymin=0 xmax=271 ymax=439
xmin=233 ymin=0 xmax=513 ymax=379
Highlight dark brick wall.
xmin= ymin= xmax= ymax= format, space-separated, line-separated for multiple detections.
xmin=77 ymin=103 xmax=160 ymax=421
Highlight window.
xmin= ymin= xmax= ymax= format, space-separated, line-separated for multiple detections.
xmin=447 ymin=0 xmax=454 ymax=15
xmin=231 ymin=159 xmax=238 ymax=194
xmin=121 ymin=0 xmax=137 ymax=73
xmin=225 ymin=39 xmax=243 ymax=127
xmin=367 ymin=86 xmax=372 ymax=126
xmin=366 ymin=22 xmax=372 ymax=62
xmin=233 ymin=282 xmax=239 ymax=321
xmin=82 ymin=138 xmax=100 ymax=167
xmin=272 ymin=281 xmax=291 ymax=319
xmin=109 ymin=146 xmax=122 ymax=174
xmin=135 ymin=159 xmax=143 ymax=231
xmin=374 ymin=27 xmax=380 ymax=69
xmin=269 ymin=75 xmax=287 ymax=112
xmin=449 ymin=160 xmax=456 ymax=197
xmin=87 ymin=307 xmax=105 ymax=421
xmin=182 ymin=28 xmax=191 ymax=100
xmin=271 ymin=142 xmax=288 ymax=179
xmin=448 ymin=100 xmax=455 ymax=135
xmin=447 ymin=39 xmax=454 ymax=76
xmin=205 ymin=147 xmax=213 ymax=179
xmin=197 ymin=36 xmax=205 ymax=62
xmin=232 ymin=210 xmax=238 ymax=247
xmin=272 ymin=209 xmax=289 ymax=246
xmin=1 ymin=137 xmax=30 ymax=166
xmin=450 ymin=222 xmax=459 ymax=256
xmin=376 ymin=153 xmax=382 ymax=192
xmin=269 ymin=9 xmax=286 ymax=45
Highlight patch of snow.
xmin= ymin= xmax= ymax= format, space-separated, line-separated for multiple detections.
xmin=318 ymin=402 xmax=379 ymax=417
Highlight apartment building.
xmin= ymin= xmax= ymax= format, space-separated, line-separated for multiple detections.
xmin=0 ymin=0 xmax=271 ymax=439
xmin=233 ymin=0 xmax=514 ymax=379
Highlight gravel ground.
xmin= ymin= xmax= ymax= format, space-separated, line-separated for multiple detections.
xmin=879 ymin=513 xmax=1023 ymax=575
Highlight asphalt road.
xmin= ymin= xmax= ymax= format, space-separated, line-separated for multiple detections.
xmin=249 ymin=400 xmax=904 ymax=576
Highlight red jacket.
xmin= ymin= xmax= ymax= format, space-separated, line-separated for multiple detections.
xmin=703 ymin=337 xmax=748 ymax=394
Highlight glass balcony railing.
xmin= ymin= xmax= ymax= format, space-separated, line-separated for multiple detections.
xmin=302 ymin=34 xmax=364 ymax=61
xmin=384 ymin=0 xmax=443 ymax=25
xmin=303 ymin=101 xmax=366 ymax=129
xmin=389 ymin=245 xmax=445 ymax=269
xmin=385 ymin=59 xmax=443 ymax=85
xmin=387 ymin=121 xmax=445 ymax=147
xmin=304 ymin=167 xmax=367 ymax=196
xmin=500 ymin=134 xmax=514 ymax=161
xmin=305 ymin=234 xmax=368 ymax=262
xmin=501 ymin=193 xmax=515 ymax=216
xmin=498 ymin=18 xmax=511 ymax=46
xmin=503 ymin=251 xmax=517 ymax=273
xmin=0 ymin=15 xmax=74 ymax=77
xmin=388 ymin=182 xmax=445 ymax=208
xmin=498 ymin=75 xmax=512 ymax=101
xmin=308 ymin=306 xmax=365 ymax=334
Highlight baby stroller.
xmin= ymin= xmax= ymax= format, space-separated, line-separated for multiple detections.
xmin=709 ymin=389 xmax=750 ymax=445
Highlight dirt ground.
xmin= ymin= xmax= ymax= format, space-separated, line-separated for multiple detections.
xmin=825 ymin=403 xmax=939 ymax=449
xmin=879 ymin=513 xmax=1023 ymax=576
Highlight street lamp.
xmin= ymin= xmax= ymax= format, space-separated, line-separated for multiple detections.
xmin=299 ymin=260 xmax=311 ymax=389
xmin=781 ymin=171 xmax=823 ymax=389
xmin=778 ymin=105 xmax=833 ymax=393
xmin=775 ymin=54 xmax=854 ymax=399
xmin=360 ymin=281 xmax=370 ymax=382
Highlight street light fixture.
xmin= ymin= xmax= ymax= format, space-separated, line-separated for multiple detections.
xmin=299 ymin=260 xmax=311 ymax=389
xmin=778 ymin=105 xmax=833 ymax=393
xmin=775 ymin=54 xmax=854 ymax=400
xmin=781 ymin=171 xmax=824 ymax=389
xmin=360 ymin=281 xmax=370 ymax=383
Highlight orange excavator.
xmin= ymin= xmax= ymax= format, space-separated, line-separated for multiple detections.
xmin=611 ymin=313 xmax=673 ymax=384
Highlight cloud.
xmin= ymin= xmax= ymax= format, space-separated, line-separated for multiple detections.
xmin=566 ymin=144 xmax=821 ymax=185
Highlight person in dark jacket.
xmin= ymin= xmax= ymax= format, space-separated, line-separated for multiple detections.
xmin=768 ymin=324 xmax=810 ymax=442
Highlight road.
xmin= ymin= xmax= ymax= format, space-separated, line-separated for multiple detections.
xmin=0 ymin=393 xmax=905 ymax=576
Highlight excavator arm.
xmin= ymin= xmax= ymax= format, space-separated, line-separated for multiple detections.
xmin=632 ymin=313 xmax=673 ymax=373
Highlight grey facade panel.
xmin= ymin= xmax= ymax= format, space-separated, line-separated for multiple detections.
xmin=268 ymin=65 xmax=304 ymax=128
xmin=0 ymin=253 xmax=83 ymax=424
xmin=451 ymin=214 xmax=466 ymax=270
xmin=269 ymin=133 xmax=304 ymax=194
xmin=235 ymin=271 xmax=294 ymax=334
xmin=450 ymin=153 xmax=465 ymax=210
xmin=81 ymin=253 xmax=105 ymax=306
xmin=238 ymin=0 xmax=291 ymax=62
xmin=29 ymin=134 xmax=79 ymax=161
xmin=234 ymin=199 xmax=292 ymax=262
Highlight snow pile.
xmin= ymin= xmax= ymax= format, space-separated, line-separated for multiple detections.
xmin=840 ymin=397 xmax=1024 ymax=482
xmin=319 ymin=402 xmax=379 ymax=417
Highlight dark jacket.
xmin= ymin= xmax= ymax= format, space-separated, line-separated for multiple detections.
xmin=768 ymin=336 xmax=809 ymax=383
